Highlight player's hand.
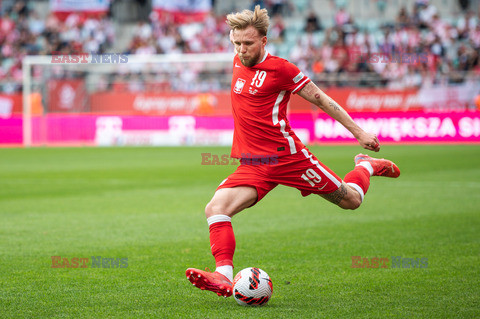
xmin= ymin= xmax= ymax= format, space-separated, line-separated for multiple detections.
xmin=357 ymin=132 xmax=380 ymax=152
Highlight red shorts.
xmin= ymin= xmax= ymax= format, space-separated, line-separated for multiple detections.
xmin=217 ymin=148 xmax=342 ymax=205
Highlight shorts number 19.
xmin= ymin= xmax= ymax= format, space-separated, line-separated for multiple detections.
xmin=301 ymin=168 xmax=322 ymax=187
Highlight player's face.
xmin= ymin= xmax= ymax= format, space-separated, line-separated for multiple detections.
xmin=232 ymin=26 xmax=267 ymax=67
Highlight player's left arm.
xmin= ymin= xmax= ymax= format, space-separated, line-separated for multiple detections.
xmin=297 ymin=81 xmax=380 ymax=152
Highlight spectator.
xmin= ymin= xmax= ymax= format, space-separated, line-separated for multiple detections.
xmin=417 ymin=0 xmax=438 ymax=29
xmin=334 ymin=6 xmax=350 ymax=26
xmin=305 ymin=11 xmax=323 ymax=33
xmin=28 ymin=11 xmax=45 ymax=35
xmin=457 ymin=10 xmax=478 ymax=39
xmin=402 ymin=65 xmax=423 ymax=88
xmin=267 ymin=0 xmax=292 ymax=17
xmin=269 ymin=14 xmax=286 ymax=43
xmin=396 ymin=6 xmax=410 ymax=27
xmin=458 ymin=0 xmax=470 ymax=12
xmin=250 ymin=0 xmax=266 ymax=11
xmin=135 ymin=20 xmax=152 ymax=40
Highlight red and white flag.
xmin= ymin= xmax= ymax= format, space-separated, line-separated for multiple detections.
xmin=152 ymin=0 xmax=212 ymax=23
xmin=49 ymin=0 xmax=111 ymax=20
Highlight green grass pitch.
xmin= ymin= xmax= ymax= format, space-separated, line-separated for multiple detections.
xmin=0 ymin=145 xmax=479 ymax=318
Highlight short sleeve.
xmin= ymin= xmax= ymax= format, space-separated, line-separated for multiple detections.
xmin=278 ymin=60 xmax=311 ymax=94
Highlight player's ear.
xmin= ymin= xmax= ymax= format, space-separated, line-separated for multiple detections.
xmin=261 ymin=36 xmax=267 ymax=47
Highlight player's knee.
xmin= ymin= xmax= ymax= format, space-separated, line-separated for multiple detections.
xmin=339 ymin=197 xmax=362 ymax=210
xmin=349 ymin=198 xmax=362 ymax=210
xmin=205 ymin=200 xmax=228 ymax=218
xmin=204 ymin=201 xmax=215 ymax=218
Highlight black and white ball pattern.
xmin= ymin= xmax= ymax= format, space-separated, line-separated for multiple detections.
xmin=233 ymin=267 xmax=273 ymax=306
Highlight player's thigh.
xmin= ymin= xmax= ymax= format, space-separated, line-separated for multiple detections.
xmin=205 ymin=186 xmax=258 ymax=218
xmin=273 ymin=148 xmax=342 ymax=195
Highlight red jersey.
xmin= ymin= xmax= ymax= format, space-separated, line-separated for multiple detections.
xmin=230 ymin=52 xmax=311 ymax=158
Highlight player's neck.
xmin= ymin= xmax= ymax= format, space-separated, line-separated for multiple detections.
xmin=247 ymin=50 xmax=268 ymax=68
xmin=258 ymin=50 xmax=268 ymax=64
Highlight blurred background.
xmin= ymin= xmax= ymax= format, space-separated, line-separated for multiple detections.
xmin=1 ymin=0 xmax=479 ymax=147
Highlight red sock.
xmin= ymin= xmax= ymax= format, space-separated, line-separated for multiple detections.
xmin=208 ymin=216 xmax=235 ymax=267
xmin=344 ymin=166 xmax=371 ymax=201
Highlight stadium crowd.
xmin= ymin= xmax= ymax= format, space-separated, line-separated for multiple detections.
xmin=0 ymin=0 xmax=479 ymax=92
xmin=289 ymin=0 xmax=480 ymax=88
xmin=0 ymin=0 xmax=115 ymax=92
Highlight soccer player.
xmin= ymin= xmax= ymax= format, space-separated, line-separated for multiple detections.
xmin=186 ymin=6 xmax=400 ymax=297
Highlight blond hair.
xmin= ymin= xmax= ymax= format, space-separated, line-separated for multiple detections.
xmin=226 ymin=5 xmax=270 ymax=37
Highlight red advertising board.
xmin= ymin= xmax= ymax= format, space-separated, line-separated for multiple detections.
xmin=89 ymin=88 xmax=425 ymax=116
xmin=7 ymin=86 xmax=479 ymax=117
xmin=0 ymin=93 xmax=43 ymax=117
xmin=90 ymin=92 xmax=232 ymax=116
xmin=0 ymin=94 xmax=22 ymax=117
xmin=48 ymin=79 xmax=87 ymax=113
xmin=289 ymin=111 xmax=480 ymax=144
xmin=289 ymin=88 xmax=423 ymax=112
xmin=2 ymin=111 xmax=478 ymax=146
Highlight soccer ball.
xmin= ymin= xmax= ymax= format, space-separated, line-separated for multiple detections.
xmin=233 ymin=267 xmax=273 ymax=306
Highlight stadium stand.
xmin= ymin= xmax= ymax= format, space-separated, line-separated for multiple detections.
xmin=0 ymin=0 xmax=479 ymax=92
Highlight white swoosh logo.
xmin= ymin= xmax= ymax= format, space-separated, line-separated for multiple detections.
xmin=318 ymin=183 xmax=328 ymax=191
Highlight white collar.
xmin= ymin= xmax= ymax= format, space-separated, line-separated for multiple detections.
xmin=259 ymin=50 xmax=268 ymax=64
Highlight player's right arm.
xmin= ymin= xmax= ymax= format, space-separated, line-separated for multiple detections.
xmin=297 ymin=81 xmax=380 ymax=152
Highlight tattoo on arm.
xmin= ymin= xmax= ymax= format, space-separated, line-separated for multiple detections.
xmin=321 ymin=184 xmax=347 ymax=205
xmin=299 ymin=83 xmax=341 ymax=112
xmin=329 ymin=100 xmax=341 ymax=111
xmin=299 ymin=82 xmax=321 ymax=101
